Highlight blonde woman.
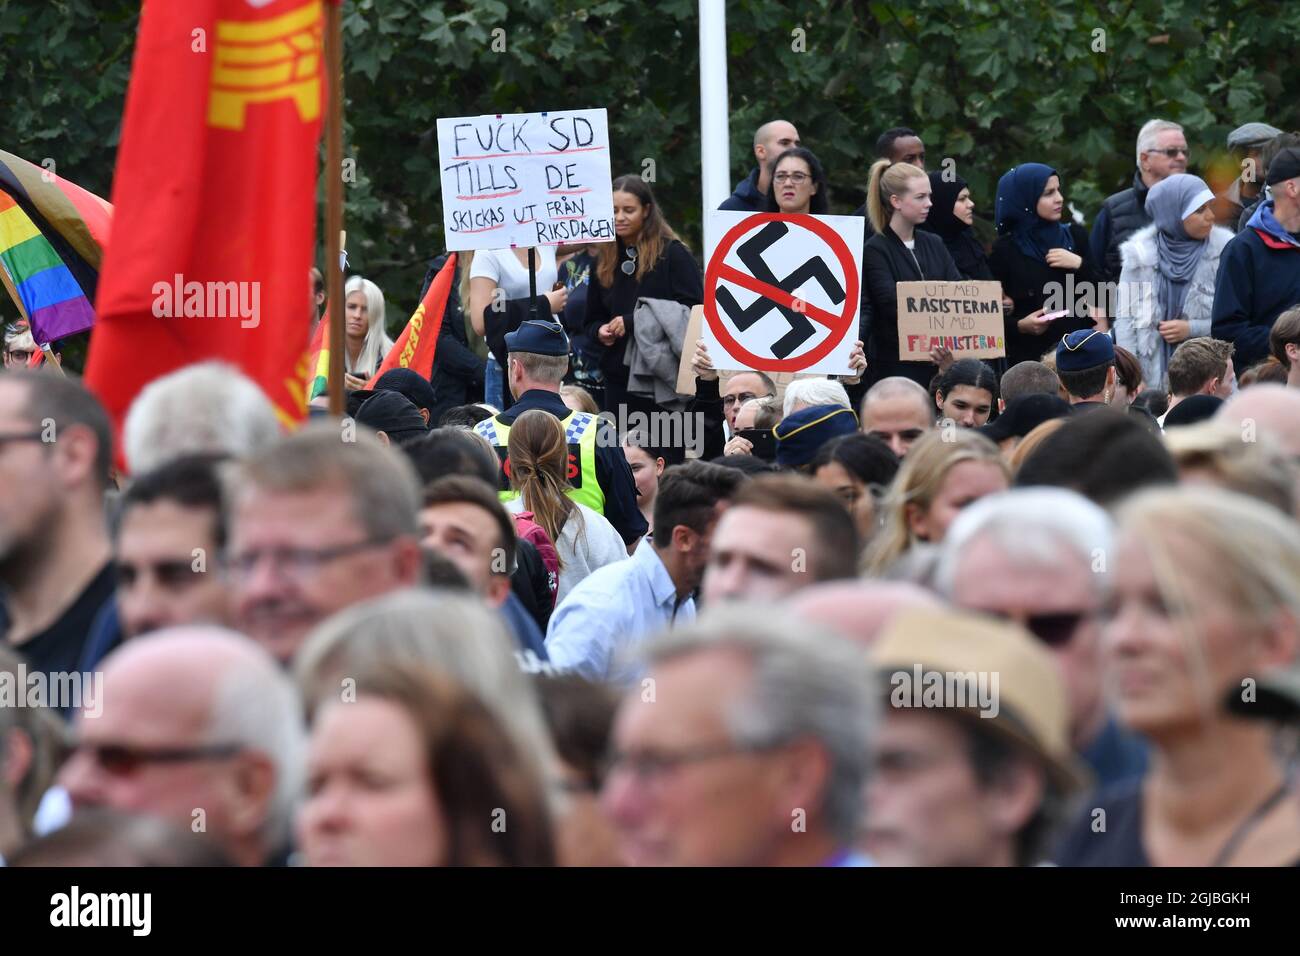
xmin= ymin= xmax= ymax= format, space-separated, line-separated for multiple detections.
xmin=863 ymin=429 xmax=1010 ymax=576
xmin=343 ymin=276 xmax=394 ymax=389
xmin=506 ymin=410 xmax=626 ymax=603
xmin=1053 ymin=487 xmax=1300 ymax=866
xmin=862 ymin=159 xmax=962 ymax=386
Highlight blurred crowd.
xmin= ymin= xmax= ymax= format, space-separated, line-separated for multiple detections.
xmin=2 ymin=112 xmax=1300 ymax=868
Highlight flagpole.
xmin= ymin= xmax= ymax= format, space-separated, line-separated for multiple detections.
xmin=325 ymin=0 xmax=346 ymax=417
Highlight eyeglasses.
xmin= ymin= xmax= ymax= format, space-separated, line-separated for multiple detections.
xmin=605 ymin=741 xmax=778 ymax=784
xmin=986 ymin=609 xmax=1092 ymax=647
xmin=722 ymin=391 xmax=773 ymax=409
xmin=224 ymin=537 xmax=391 ymax=584
xmin=5 ymin=350 xmax=34 ymax=365
xmin=1147 ymin=147 xmax=1190 ymax=158
xmin=0 ymin=430 xmax=46 ymax=448
xmin=773 ymin=172 xmax=810 ymax=185
xmin=620 ymin=245 xmax=638 ymax=276
xmin=75 ymin=740 xmax=243 ymax=777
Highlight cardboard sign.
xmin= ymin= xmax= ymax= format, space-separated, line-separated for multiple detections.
xmin=896 ymin=280 xmax=1006 ymax=360
xmin=437 ymin=109 xmax=615 ymax=251
xmin=702 ymin=211 xmax=862 ymax=376
xmin=675 ymin=304 xmax=705 ymax=396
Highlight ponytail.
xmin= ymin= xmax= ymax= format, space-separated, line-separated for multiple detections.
xmin=506 ymin=411 xmax=579 ymax=568
xmin=866 ymin=159 xmax=927 ymax=235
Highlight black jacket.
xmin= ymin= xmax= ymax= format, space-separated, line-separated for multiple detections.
xmin=719 ymin=168 xmax=765 ymax=212
xmin=989 ymin=222 xmax=1101 ymax=367
xmin=862 ymin=225 xmax=962 ymax=384
xmin=1090 ymin=171 xmax=1152 ymax=282
xmin=585 ymin=239 xmax=704 ymax=385
xmin=421 ymin=254 xmax=485 ymax=424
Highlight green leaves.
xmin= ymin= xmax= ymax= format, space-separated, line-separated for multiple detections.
xmin=3 ymin=0 xmax=1299 ymax=342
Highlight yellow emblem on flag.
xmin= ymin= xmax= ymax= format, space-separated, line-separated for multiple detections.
xmin=208 ymin=0 xmax=323 ymax=131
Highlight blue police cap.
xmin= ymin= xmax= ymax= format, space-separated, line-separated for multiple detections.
xmin=1056 ymin=329 xmax=1114 ymax=372
xmin=774 ymin=404 xmax=859 ymax=468
xmin=505 ymin=319 xmax=570 ymax=357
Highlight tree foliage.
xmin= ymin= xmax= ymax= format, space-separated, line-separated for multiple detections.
xmin=2 ymin=0 xmax=1298 ymax=337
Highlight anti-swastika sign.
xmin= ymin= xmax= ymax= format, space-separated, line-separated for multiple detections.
xmin=703 ymin=211 xmax=863 ymax=375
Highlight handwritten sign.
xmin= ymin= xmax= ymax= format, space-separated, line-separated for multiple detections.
xmin=437 ymin=109 xmax=615 ymax=251
xmin=896 ymin=280 xmax=1006 ymax=360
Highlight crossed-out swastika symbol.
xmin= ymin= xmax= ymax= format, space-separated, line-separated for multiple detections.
xmin=715 ymin=221 xmax=846 ymax=358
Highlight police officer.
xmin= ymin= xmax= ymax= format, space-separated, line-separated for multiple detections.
xmin=475 ymin=320 xmax=648 ymax=546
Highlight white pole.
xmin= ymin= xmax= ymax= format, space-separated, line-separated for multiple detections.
xmin=699 ymin=0 xmax=730 ymax=259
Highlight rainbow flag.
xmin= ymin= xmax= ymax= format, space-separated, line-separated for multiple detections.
xmin=307 ymin=309 xmax=330 ymax=399
xmin=0 ymin=150 xmax=111 ymax=345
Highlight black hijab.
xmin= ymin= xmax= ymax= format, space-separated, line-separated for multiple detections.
xmin=918 ymin=171 xmax=992 ymax=280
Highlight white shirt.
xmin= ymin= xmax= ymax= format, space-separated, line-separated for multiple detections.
xmin=506 ymin=499 xmax=628 ymax=604
xmin=546 ymin=537 xmax=692 ymax=686
xmin=470 ymin=247 xmax=559 ymax=301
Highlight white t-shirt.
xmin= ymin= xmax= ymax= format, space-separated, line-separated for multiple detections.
xmin=470 ymin=247 xmax=558 ymax=301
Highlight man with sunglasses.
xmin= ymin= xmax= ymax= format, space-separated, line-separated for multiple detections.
xmin=58 ymin=626 xmax=304 ymax=867
xmin=225 ymin=425 xmax=423 ymax=664
xmin=935 ymin=487 xmax=1148 ymax=789
xmin=1090 ymin=118 xmax=1190 ymax=282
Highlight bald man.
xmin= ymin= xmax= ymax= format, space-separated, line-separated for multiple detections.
xmin=1217 ymin=384 xmax=1300 ymax=454
xmin=789 ymin=581 xmax=944 ymax=649
xmin=860 ymin=377 xmax=935 ymax=458
xmin=58 ymin=627 xmax=304 ymax=867
xmin=720 ymin=120 xmax=801 ymax=212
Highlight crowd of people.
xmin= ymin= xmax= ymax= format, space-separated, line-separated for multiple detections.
xmin=2 ymin=112 xmax=1300 ymax=868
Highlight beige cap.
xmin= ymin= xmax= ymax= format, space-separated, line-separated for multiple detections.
xmin=871 ymin=608 xmax=1090 ymax=792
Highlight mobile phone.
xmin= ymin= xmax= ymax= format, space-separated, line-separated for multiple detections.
xmin=1041 ymin=309 xmax=1071 ymax=322
xmin=736 ymin=428 xmax=776 ymax=461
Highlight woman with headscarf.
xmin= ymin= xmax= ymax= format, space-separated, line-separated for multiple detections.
xmin=1113 ymin=173 xmax=1232 ymax=391
xmin=989 ymin=163 xmax=1102 ymax=367
xmin=917 ymin=171 xmax=994 ymax=281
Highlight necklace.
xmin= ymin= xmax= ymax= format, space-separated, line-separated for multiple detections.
xmin=1207 ymin=782 xmax=1290 ymax=866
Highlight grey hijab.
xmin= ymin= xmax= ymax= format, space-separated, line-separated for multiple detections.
xmin=1146 ymin=173 xmax=1215 ymax=323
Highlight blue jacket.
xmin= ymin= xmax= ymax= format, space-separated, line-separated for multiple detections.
xmin=719 ymin=168 xmax=765 ymax=212
xmin=1211 ymin=212 xmax=1300 ymax=368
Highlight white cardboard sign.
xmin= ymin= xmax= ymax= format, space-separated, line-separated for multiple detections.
xmin=437 ymin=109 xmax=615 ymax=251
xmin=701 ymin=211 xmax=863 ymax=376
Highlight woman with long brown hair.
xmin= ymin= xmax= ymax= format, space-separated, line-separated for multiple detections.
xmin=586 ymin=174 xmax=703 ymax=414
xmin=506 ymin=410 xmax=628 ymax=601
xmin=298 ymin=662 xmax=556 ymax=867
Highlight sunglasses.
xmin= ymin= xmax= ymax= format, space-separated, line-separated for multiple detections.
xmin=986 ymin=610 xmax=1091 ymax=647
xmin=1147 ymin=147 xmax=1190 ymax=158
xmin=620 ymin=245 xmax=638 ymax=276
xmin=75 ymin=741 xmax=243 ymax=776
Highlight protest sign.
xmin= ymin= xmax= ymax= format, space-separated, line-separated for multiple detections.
xmin=896 ymin=280 xmax=1006 ymax=360
xmin=702 ymin=211 xmax=862 ymax=375
xmin=437 ymin=109 xmax=615 ymax=251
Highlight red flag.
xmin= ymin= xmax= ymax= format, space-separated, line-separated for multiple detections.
xmin=372 ymin=253 xmax=457 ymax=380
xmin=86 ymin=0 xmax=326 ymax=453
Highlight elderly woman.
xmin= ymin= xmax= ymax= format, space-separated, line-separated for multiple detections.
xmin=1114 ymin=174 xmax=1233 ymax=391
